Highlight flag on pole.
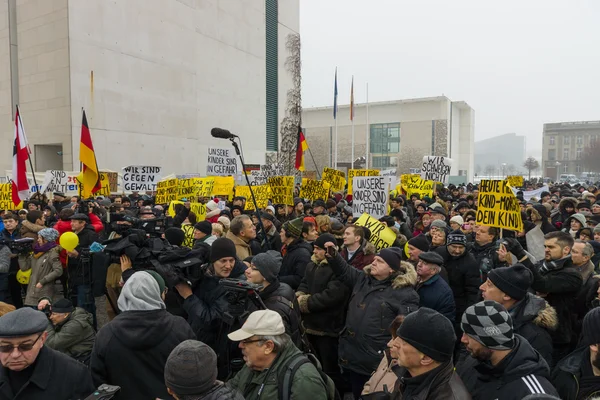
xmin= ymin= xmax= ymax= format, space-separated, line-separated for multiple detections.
xmin=11 ymin=106 xmax=30 ymax=206
xmin=295 ymin=127 xmax=309 ymax=171
xmin=78 ymin=110 xmax=101 ymax=198
xmin=350 ymin=76 xmax=354 ymax=121
xmin=333 ymin=68 xmax=338 ymax=119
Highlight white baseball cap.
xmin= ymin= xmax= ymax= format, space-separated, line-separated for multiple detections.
xmin=228 ymin=310 xmax=285 ymax=341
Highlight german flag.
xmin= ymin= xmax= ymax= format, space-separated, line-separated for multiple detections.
xmin=295 ymin=127 xmax=309 ymax=171
xmin=78 ymin=110 xmax=101 ymax=198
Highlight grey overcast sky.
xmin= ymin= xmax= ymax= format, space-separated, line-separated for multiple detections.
xmin=300 ymin=0 xmax=600 ymax=157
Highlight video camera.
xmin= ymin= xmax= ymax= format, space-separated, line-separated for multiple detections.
xmin=0 ymin=238 xmax=35 ymax=254
xmin=219 ymin=278 xmax=266 ymax=312
xmin=109 ymin=213 xmax=171 ymax=238
xmin=77 ymin=200 xmax=94 ymax=215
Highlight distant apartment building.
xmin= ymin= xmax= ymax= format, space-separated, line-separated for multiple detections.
xmin=474 ymin=133 xmax=526 ymax=175
xmin=542 ymin=120 xmax=600 ymax=179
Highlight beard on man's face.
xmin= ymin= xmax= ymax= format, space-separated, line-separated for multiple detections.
xmin=592 ymin=349 xmax=600 ymax=371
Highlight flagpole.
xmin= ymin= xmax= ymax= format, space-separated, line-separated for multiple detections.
xmin=333 ymin=67 xmax=338 ymax=170
xmin=351 ymin=76 xmax=355 ymax=170
xmin=16 ymin=105 xmax=39 ymax=195
xmin=365 ymin=83 xmax=370 ymax=169
xmin=334 ymin=117 xmax=338 ymax=170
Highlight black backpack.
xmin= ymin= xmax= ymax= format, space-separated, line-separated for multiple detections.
xmin=277 ymin=353 xmax=340 ymax=400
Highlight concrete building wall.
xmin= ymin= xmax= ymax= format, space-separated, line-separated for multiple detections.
xmin=542 ymin=121 xmax=600 ymax=178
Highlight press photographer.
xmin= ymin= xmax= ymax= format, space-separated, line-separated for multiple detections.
xmin=173 ymin=237 xmax=248 ymax=379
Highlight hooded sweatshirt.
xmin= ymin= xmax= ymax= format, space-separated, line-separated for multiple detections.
xmin=117 ymin=271 xmax=165 ymax=311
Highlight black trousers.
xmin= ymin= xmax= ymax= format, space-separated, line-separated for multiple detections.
xmin=307 ymin=334 xmax=347 ymax=394
xmin=342 ymin=368 xmax=371 ymax=400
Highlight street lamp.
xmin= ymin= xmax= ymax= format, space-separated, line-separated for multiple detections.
xmin=555 ymin=161 xmax=561 ymax=182
xmin=502 ymin=163 xmax=507 ymax=178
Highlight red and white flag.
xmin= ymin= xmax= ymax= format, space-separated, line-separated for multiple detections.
xmin=11 ymin=107 xmax=30 ymax=206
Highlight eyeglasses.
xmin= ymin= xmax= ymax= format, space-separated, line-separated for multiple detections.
xmin=0 ymin=332 xmax=44 ymax=353
xmin=241 ymin=338 xmax=264 ymax=345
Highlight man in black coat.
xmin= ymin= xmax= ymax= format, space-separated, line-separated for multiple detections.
xmin=244 ymin=251 xmax=301 ymax=346
xmin=174 ymin=237 xmax=247 ymax=379
xmin=257 ymin=212 xmax=282 ymax=252
xmin=0 ymin=308 xmax=95 ymax=400
xmin=468 ymin=225 xmax=508 ymax=282
xmin=278 ymin=218 xmax=312 ymax=290
xmin=480 ymin=264 xmax=557 ymax=366
xmin=296 ymin=233 xmax=350 ymax=393
xmin=415 ymin=251 xmax=456 ymax=322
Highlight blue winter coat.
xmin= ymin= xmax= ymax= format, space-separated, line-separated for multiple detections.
xmin=416 ymin=274 xmax=456 ymax=322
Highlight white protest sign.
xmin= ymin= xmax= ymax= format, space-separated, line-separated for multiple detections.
xmin=249 ymin=170 xmax=268 ymax=186
xmin=39 ymin=170 xmax=79 ymax=195
xmin=421 ymin=156 xmax=452 ymax=184
xmin=352 ymin=176 xmax=391 ymax=219
xmin=512 ymin=185 xmax=549 ymax=202
xmin=206 ymin=147 xmax=239 ymax=176
xmin=122 ymin=166 xmax=162 ymax=192
xmin=380 ymin=168 xmax=397 ymax=177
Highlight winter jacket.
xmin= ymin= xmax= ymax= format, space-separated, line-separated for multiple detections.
xmin=573 ymin=263 xmax=599 ymax=341
xmin=0 ymin=346 xmax=96 ymax=400
xmin=196 ymin=384 xmax=244 ymax=400
xmin=181 ymin=260 xmax=246 ymax=378
xmin=362 ymin=351 xmax=398 ymax=395
xmin=18 ymin=246 xmax=62 ymax=306
xmin=339 ymin=239 xmax=376 ymax=270
xmin=468 ymin=240 xmax=508 ymax=283
xmin=190 ymin=237 xmax=211 ymax=265
xmin=456 ymin=335 xmax=559 ymax=400
xmin=67 ymin=225 xmax=99 ymax=287
xmin=225 ymin=231 xmax=252 ymax=260
xmin=90 ymin=309 xmax=196 ymax=400
xmin=553 ymin=197 xmax=578 ymax=229
xmin=529 ymin=204 xmax=557 ymax=235
xmin=259 ymin=280 xmax=302 ymax=347
xmin=296 ymin=254 xmax=351 ymax=337
xmin=563 ymin=213 xmax=588 ymax=237
xmin=46 ymin=307 xmax=96 ymax=361
xmin=551 ymin=346 xmax=600 ymax=400
xmin=329 ymin=252 xmax=420 ymax=376
xmin=434 ymin=246 xmax=480 ymax=317
xmin=509 ymin=293 xmax=558 ymax=367
xmin=392 ymin=360 xmax=472 ymax=400
xmin=416 ymin=274 xmax=456 ymax=322
xmin=523 ymin=256 xmax=583 ymax=345
xmin=19 ymin=220 xmax=44 ymax=240
xmin=226 ymin=341 xmax=328 ymax=400
xmin=258 ymin=224 xmax=283 ymax=253
xmin=279 ymin=239 xmax=312 ymax=290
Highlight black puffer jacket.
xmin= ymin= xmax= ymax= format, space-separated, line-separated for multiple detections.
xmin=280 ymin=239 xmax=312 ymax=290
xmin=296 ymin=254 xmax=351 ymax=337
xmin=67 ymin=224 xmax=99 ymax=287
xmin=435 ymin=246 xmax=481 ymax=317
xmin=510 ymin=293 xmax=558 ymax=367
xmin=391 ymin=360 xmax=472 ymax=400
xmin=328 ymin=252 xmax=419 ymax=376
xmin=259 ymin=279 xmax=302 ymax=346
xmin=90 ymin=309 xmax=196 ymax=400
xmin=551 ymin=346 xmax=597 ymax=400
xmin=457 ymin=335 xmax=559 ymax=400
xmin=468 ymin=241 xmax=508 ymax=283
xmin=200 ymin=384 xmax=245 ymax=400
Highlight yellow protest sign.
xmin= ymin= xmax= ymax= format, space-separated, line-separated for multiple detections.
xmin=399 ymin=174 xmax=434 ymax=198
xmin=322 ymin=168 xmax=346 ymax=192
xmin=348 ymin=169 xmax=380 ymax=195
xmin=268 ymin=176 xmax=295 ymax=206
xmin=506 ymin=175 xmax=524 ymax=188
xmin=176 ymin=178 xmax=215 ymax=200
xmin=235 ymin=185 xmax=271 ymax=210
xmin=0 ymin=184 xmax=23 ymax=210
xmin=476 ymin=180 xmax=523 ymax=232
xmin=95 ymin=173 xmax=112 ymax=197
xmin=167 ymin=201 xmax=207 ymax=221
xmin=354 ymin=212 xmax=397 ymax=251
xmin=212 ymin=176 xmax=234 ymax=200
xmin=300 ymin=180 xmax=330 ymax=201
xmin=156 ymin=179 xmax=179 ymax=204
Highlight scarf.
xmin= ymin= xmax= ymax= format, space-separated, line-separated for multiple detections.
xmin=33 ymin=242 xmax=57 ymax=258
xmin=539 ymin=255 xmax=570 ymax=275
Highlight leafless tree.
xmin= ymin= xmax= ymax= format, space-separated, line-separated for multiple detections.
xmin=523 ymin=157 xmax=540 ymax=180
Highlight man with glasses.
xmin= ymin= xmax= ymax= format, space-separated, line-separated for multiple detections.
xmin=0 ymin=307 xmax=95 ymax=399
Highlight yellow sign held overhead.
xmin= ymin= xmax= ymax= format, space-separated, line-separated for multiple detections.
xmin=322 ymin=168 xmax=346 ymax=192
xmin=300 ymin=180 xmax=330 ymax=201
xmin=354 ymin=213 xmax=396 ymax=251
xmin=476 ymin=179 xmax=523 ymax=232
xmin=506 ymin=175 xmax=524 ymax=188
xmin=347 ymin=169 xmax=380 ymax=195
xmin=399 ymin=174 xmax=434 ymax=198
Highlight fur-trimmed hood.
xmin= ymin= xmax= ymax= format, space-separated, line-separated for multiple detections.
xmin=363 ymin=260 xmax=418 ymax=289
xmin=20 ymin=220 xmax=44 ymax=236
xmin=362 ymin=239 xmax=376 ymax=256
xmin=514 ymin=293 xmax=558 ymax=331
xmin=559 ymin=197 xmax=578 ymax=213
xmin=310 ymin=254 xmax=329 ymax=266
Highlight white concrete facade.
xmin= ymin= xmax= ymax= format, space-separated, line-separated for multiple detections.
xmin=302 ymin=96 xmax=475 ymax=182
xmin=0 ymin=0 xmax=299 ymax=175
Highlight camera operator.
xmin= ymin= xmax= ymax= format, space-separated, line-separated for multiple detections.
xmin=37 ymin=298 xmax=95 ymax=365
xmin=66 ymin=213 xmax=99 ymax=323
xmin=174 ymin=237 xmax=247 ymax=379
xmin=51 ymin=192 xmax=71 ymax=212
xmin=1 ymin=213 xmax=22 ymax=307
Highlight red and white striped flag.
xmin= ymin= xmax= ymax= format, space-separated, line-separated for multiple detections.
xmin=12 ymin=107 xmax=30 ymax=206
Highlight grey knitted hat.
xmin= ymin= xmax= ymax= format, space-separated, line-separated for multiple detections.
xmin=461 ymin=300 xmax=514 ymax=350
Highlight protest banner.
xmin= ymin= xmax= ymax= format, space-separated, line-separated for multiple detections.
xmin=476 ymin=179 xmax=523 ymax=232
xmin=0 ymin=184 xmax=23 ymax=209
xmin=322 ymin=168 xmax=346 ymax=192
xmin=380 ymin=168 xmax=397 ymax=177
xmin=352 ymin=176 xmax=390 ymax=219
xmin=104 ymin=171 xmax=118 ymax=193
xmin=347 ymin=169 xmax=380 ymax=195
xmin=235 ymin=185 xmax=270 ymax=210
xmin=511 ymin=185 xmax=549 ymax=202
xmin=212 ymin=176 xmax=235 ymax=199
xmin=506 ymin=175 xmax=524 ymax=188
xmin=95 ymin=173 xmax=112 ymax=196
xmin=300 ymin=180 xmax=330 ymax=202
xmin=249 ymin=170 xmax=268 ymax=186
xmin=122 ymin=166 xmax=162 ymax=192
xmin=268 ymin=176 xmax=294 ymax=206
xmin=400 ymin=174 xmax=434 ymax=198
xmin=354 ymin=212 xmax=396 ymax=251
xmin=167 ymin=201 xmax=207 ymax=221
xmin=156 ymin=178 xmax=179 ymax=204
xmin=39 ymin=170 xmax=79 ymax=194
xmin=206 ymin=147 xmax=239 ymax=176
xmin=421 ymin=156 xmax=452 ymax=184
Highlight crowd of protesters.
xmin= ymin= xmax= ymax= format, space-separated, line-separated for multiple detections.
xmin=1 ymin=180 xmax=600 ymax=399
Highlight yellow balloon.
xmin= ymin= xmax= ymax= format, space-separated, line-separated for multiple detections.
xmin=59 ymin=232 xmax=79 ymax=252
xmin=16 ymin=269 xmax=31 ymax=285
xmin=404 ymin=241 xmax=410 ymax=258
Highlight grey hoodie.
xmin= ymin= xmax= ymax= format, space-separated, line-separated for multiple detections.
xmin=118 ymin=271 xmax=165 ymax=311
